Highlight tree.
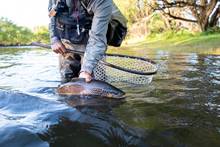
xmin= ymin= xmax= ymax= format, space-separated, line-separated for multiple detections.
xmin=114 ymin=0 xmax=153 ymax=24
xmin=147 ymin=0 xmax=220 ymax=31
xmin=0 ymin=17 xmax=33 ymax=45
xmin=33 ymin=26 xmax=50 ymax=43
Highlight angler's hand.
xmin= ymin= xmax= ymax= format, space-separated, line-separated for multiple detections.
xmin=79 ymin=71 xmax=92 ymax=83
xmin=51 ymin=41 xmax=66 ymax=55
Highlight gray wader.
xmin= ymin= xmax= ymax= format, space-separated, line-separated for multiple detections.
xmin=59 ymin=42 xmax=85 ymax=82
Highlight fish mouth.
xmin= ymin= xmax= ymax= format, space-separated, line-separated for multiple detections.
xmin=116 ymin=89 xmax=126 ymax=99
xmin=117 ymin=93 xmax=126 ymax=99
xmin=115 ymin=94 xmax=126 ymax=99
xmin=109 ymin=91 xmax=126 ymax=99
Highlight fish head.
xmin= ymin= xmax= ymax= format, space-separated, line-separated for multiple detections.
xmin=110 ymin=89 xmax=126 ymax=99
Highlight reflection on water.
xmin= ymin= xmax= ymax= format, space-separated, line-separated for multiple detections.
xmin=0 ymin=47 xmax=220 ymax=146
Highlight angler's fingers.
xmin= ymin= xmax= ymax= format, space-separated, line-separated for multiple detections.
xmin=51 ymin=44 xmax=59 ymax=54
xmin=51 ymin=46 xmax=59 ymax=54
xmin=79 ymin=71 xmax=92 ymax=83
xmin=52 ymin=49 xmax=57 ymax=54
xmin=85 ymin=76 xmax=92 ymax=83
xmin=57 ymin=43 xmax=66 ymax=55
xmin=51 ymin=42 xmax=66 ymax=55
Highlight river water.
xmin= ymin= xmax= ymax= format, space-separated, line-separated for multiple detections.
xmin=0 ymin=47 xmax=220 ymax=147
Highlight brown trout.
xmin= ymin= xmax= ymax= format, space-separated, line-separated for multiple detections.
xmin=57 ymin=78 xmax=125 ymax=99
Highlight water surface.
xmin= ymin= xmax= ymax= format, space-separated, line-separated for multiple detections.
xmin=0 ymin=47 xmax=220 ymax=147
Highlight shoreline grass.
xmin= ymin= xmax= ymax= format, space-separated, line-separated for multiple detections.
xmin=119 ymin=31 xmax=220 ymax=54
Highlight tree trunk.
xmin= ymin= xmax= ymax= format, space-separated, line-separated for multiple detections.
xmin=198 ymin=17 xmax=209 ymax=31
xmin=209 ymin=5 xmax=220 ymax=27
xmin=160 ymin=14 xmax=172 ymax=29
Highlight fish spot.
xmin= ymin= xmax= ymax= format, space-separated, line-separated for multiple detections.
xmin=91 ymin=88 xmax=103 ymax=95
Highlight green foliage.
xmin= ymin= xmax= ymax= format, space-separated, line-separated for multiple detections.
xmin=200 ymin=27 xmax=220 ymax=35
xmin=164 ymin=29 xmax=195 ymax=40
xmin=113 ymin=0 xmax=136 ymax=24
xmin=148 ymin=14 xmax=167 ymax=34
xmin=146 ymin=29 xmax=196 ymax=42
xmin=33 ymin=26 xmax=50 ymax=44
xmin=0 ymin=17 xmax=33 ymax=45
xmin=114 ymin=0 xmax=151 ymax=25
xmin=114 ymin=0 xmax=220 ymax=40
xmin=0 ymin=18 xmax=50 ymax=45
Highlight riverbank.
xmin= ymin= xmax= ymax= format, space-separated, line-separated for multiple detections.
xmin=1 ymin=32 xmax=220 ymax=55
xmin=120 ymin=32 xmax=220 ymax=54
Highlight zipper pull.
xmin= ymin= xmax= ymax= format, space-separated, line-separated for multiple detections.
xmin=77 ymin=23 xmax=80 ymax=35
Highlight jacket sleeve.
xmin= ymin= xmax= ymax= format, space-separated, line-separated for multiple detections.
xmin=48 ymin=0 xmax=60 ymax=44
xmin=80 ymin=0 xmax=112 ymax=74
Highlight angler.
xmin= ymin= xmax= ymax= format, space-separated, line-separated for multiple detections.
xmin=48 ymin=0 xmax=127 ymax=82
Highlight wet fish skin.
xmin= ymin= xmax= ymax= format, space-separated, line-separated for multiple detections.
xmin=57 ymin=78 xmax=125 ymax=99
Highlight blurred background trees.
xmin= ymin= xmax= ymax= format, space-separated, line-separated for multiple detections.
xmin=0 ymin=17 xmax=33 ymax=45
xmin=0 ymin=17 xmax=49 ymax=45
xmin=114 ymin=0 xmax=220 ymax=39
xmin=0 ymin=0 xmax=219 ymax=45
xmin=32 ymin=26 xmax=50 ymax=43
xmin=147 ymin=0 xmax=220 ymax=31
